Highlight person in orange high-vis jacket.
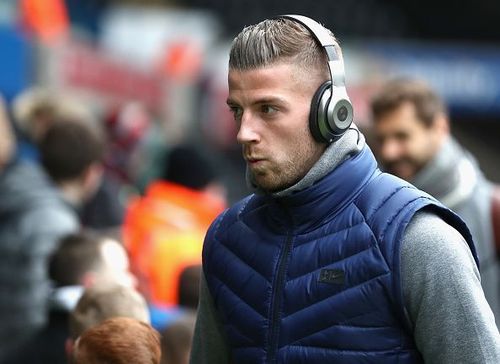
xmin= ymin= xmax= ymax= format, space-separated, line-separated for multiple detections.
xmin=123 ymin=145 xmax=226 ymax=309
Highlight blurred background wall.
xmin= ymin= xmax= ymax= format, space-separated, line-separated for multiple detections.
xmin=1 ymin=0 xmax=499 ymax=202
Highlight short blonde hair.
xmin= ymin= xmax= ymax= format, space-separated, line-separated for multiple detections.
xmin=69 ymin=283 xmax=150 ymax=340
xmin=12 ymin=86 xmax=96 ymax=141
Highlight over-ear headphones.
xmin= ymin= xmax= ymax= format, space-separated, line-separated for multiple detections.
xmin=278 ymin=15 xmax=354 ymax=143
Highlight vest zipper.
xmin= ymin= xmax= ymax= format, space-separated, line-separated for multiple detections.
xmin=267 ymin=231 xmax=293 ymax=364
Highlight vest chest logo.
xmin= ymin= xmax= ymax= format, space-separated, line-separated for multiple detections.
xmin=318 ymin=268 xmax=345 ymax=284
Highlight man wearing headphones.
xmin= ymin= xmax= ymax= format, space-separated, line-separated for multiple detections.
xmin=190 ymin=16 xmax=500 ymax=364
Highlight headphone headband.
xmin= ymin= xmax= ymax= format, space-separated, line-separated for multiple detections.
xmin=278 ymin=15 xmax=337 ymax=50
xmin=278 ymin=15 xmax=346 ymax=90
xmin=275 ymin=14 xmax=354 ymax=143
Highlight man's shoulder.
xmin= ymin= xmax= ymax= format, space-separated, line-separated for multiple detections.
xmin=0 ymin=161 xmax=77 ymax=227
xmin=24 ymin=204 xmax=78 ymax=233
xmin=208 ymin=194 xmax=259 ymax=232
xmin=355 ymin=171 xmax=435 ymax=220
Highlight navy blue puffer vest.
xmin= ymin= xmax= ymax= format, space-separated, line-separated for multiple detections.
xmin=203 ymin=146 xmax=478 ymax=364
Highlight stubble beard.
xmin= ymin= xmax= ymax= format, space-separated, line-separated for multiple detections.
xmin=248 ymin=136 xmax=324 ymax=193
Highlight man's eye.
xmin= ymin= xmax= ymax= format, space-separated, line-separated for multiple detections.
xmin=395 ymin=132 xmax=409 ymax=142
xmin=261 ymin=105 xmax=278 ymax=115
xmin=229 ymin=106 xmax=243 ymax=120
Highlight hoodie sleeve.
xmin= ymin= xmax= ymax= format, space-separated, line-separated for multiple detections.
xmin=401 ymin=210 xmax=500 ymax=364
xmin=190 ymin=273 xmax=231 ymax=364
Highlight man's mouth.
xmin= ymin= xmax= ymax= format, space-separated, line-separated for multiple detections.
xmin=247 ymin=158 xmax=264 ymax=165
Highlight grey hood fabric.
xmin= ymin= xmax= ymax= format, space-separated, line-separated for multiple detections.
xmin=410 ymin=136 xmax=500 ymax=322
xmin=412 ymin=137 xmax=482 ymax=208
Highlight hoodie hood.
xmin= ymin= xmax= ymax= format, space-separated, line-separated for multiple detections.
xmin=411 ymin=137 xmax=484 ymax=208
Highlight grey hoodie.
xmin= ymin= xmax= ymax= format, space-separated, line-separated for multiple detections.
xmin=411 ymin=136 xmax=500 ymax=321
xmin=0 ymin=161 xmax=78 ymax=361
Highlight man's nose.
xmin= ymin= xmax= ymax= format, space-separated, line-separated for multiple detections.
xmin=236 ymin=112 xmax=260 ymax=145
xmin=380 ymin=139 xmax=402 ymax=161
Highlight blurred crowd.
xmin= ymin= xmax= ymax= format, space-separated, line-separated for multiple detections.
xmin=1 ymin=64 xmax=499 ymax=364
xmin=1 ymin=76 xmax=498 ymax=364
xmin=0 ymin=3 xmax=499 ymax=363
xmin=0 ymin=85 xmax=228 ymax=364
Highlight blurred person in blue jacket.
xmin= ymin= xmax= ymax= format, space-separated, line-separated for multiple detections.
xmin=370 ymin=77 xmax=500 ymax=325
xmin=190 ymin=15 xmax=500 ymax=364
xmin=0 ymin=95 xmax=79 ymax=362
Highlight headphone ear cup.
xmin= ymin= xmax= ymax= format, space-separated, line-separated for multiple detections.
xmin=327 ymin=87 xmax=353 ymax=137
xmin=310 ymin=81 xmax=354 ymax=143
xmin=309 ymin=81 xmax=333 ymax=143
